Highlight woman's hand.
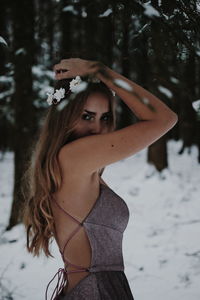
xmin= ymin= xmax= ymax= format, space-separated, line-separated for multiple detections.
xmin=53 ymin=58 xmax=100 ymax=80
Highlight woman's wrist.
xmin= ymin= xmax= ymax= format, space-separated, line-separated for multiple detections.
xmin=95 ymin=64 xmax=115 ymax=89
xmin=88 ymin=60 xmax=104 ymax=76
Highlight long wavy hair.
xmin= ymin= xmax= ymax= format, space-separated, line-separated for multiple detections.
xmin=22 ymin=78 xmax=116 ymax=257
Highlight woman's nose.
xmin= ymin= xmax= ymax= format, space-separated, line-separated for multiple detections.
xmin=90 ymin=121 xmax=101 ymax=134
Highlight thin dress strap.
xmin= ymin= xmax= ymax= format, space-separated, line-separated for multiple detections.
xmin=45 ymin=197 xmax=90 ymax=300
xmin=53 ymin=198 xmax=90 ymax=271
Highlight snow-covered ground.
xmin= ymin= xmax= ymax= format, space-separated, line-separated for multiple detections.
xmin=0 ymin=140 xmax=200 ymax=300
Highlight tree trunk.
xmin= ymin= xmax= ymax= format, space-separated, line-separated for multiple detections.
xmin=7 ymin=0 xmax=35 ymax=230
xmin=60 ymin=0 xmax=74 ymax=59
xmin=147 ymin=135 xmax=168 ymax=171
xmin=0 ymin=0 xmax=9 ymax=75
xmin=119 ymin=3 xmax=136 ymax=129
xmin=147 ymin=1 xmax=169 ymax=171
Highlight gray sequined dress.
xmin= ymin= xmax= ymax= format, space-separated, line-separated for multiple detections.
xmin=46 ymin=183 xmax=134 ymax=300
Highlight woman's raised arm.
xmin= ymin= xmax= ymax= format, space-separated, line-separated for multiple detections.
xmin=95 ymin=63 xmax=177 ymax=123
xmin=55 ymin=58 xmax=178 ymax=175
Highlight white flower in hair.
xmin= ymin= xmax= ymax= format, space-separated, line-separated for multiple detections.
xmin=69 ymin=76 xmax=82 ymax=93
xmin=46 ymin=88 xmax=65 ymax=105
xmin=46 ymin=75 xmax=115 ymax=106
xmin=46 ymin=92 xmax=54 ymax=105
xmin=54 ymin=88 xmax=65 ymax=102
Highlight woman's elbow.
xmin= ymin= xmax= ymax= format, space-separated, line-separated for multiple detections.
xmin=165 ymin=112 xmax=178 ymax=129
xmin=171 ymin=112 xmax=178 ymax=124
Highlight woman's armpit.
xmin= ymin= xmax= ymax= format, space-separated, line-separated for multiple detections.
xmin=58 ymin=118 xmax=176 ymax=175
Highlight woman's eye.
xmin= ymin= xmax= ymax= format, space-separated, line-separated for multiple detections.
xmin=82 ymin=114 xmax=93 ymax=121
xmin=82 ymin=114 xmax=110 ymax=122
xmin=101 ymin=115 xmax=110 ymax=122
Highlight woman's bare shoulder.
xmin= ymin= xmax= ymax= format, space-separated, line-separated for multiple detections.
xmin=59 ymin=119 xmax=176 ymax=176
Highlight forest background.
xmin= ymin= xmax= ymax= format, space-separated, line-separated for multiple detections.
xmin=0 ymin=0 xmax=200 ymax=242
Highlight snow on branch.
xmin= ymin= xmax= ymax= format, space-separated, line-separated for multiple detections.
xmin=0 ymin=36 xmax=8 ymax=47
xmin=192 ymin=99 xmax=200 ymax=112
xmin=158 ymin=86 xmax=173 ymax=98
xmin=143 ymin=2 xmax=161 ymax=18
xmin=63 ymin=5 xmax=78 ymax=15
xmin=99 ymin=8 xmax=113 ymax=18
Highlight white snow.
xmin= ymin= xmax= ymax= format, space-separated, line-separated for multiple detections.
xmin=192 ymin=99 xmax=200 ymax=112
xmin=143 ymin=2 xmax=160 ymax=18
xmin=142 ymin=97 xmax=149 ymax=104
xmin=15 ymin=48 xmax=26 ymax=56
xmin=62 ymin=5 xmax=78 ymax=15
xmin=0 ymin=140 xmax=200 ymax=299
xmin=114 ymin=79 xmax=133 ymax=92
xmin=99 ymin=8 xmax=113 ymax=18
xmin=170 ymin=77 xmax=179 ymax=84
xmin=158 ymin=85 xmax=173 ymax=98
xmin=0 ymin=90 xmax=13 ymax=100
xmin=81 ymin=7 xmax=87 ymax=18
xmin=32 ymin=66 xmax=54 ymax=80
xmin=196 ymin=50 xmax=200 ymax=57
xmin=0 ymin=36 xmax=8 ymax=47
xmin=0 ymin=76 xmax=13 ymax=83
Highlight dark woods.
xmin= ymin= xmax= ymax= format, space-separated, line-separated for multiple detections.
xmin=0 ymin=0 xmax=200 ymax=228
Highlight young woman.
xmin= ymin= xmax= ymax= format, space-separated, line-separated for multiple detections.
xmin=23 ymin=58 xmax=178 ymax=300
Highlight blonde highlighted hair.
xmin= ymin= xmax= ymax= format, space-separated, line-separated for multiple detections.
xmin=22 ymin=78 xmax=116 ymax=257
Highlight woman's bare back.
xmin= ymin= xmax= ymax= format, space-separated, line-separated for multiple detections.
xmin=50 ymin=168 xmax=107 ymax=293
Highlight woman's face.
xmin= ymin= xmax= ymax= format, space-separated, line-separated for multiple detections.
xmin=70 ymin=92 xmax=112 ymax=141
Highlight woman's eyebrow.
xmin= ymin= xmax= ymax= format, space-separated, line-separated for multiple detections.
xmin=84 ymin=109 xmax=110 ymax=115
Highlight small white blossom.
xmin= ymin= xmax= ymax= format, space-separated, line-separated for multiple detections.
xmin=46 ymin=92 xmax=54 ymax=105
xmin=45 ymin=76 xmax=103 ymax=106
xmin=69 ymin=76 xmax=82 ymax=92
xmin=54 ymin=88 xmax=65 ymax=102
xmin=72 ymin=81 xmax=88 ymax=94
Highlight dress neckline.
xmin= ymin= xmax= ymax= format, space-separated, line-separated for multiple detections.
xmin=82 ymin=182 xmax=106 ymax=224
xmin=52 ymin=182 xmax=107 ymax=225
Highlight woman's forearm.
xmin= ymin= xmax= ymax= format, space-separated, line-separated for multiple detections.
xmin=96 ymin=64 xmax=178 ymax=124
xmin=53 ymin=58 xmax=177 ymax=126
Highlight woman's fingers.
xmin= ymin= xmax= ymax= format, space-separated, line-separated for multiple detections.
xmin=53 ymin=63 xmax=67 ymax=72
xmin=54 ymin=59 xmax=72 ymax=71
xmin=53 ymin=61 xmax=72 ymax=79
xmin=53 ymin=58 xmax=98 ymax=80
xmin=54 ymin=70 xmax=73 ymax=80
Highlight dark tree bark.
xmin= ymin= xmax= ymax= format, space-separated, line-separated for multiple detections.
xmin=178 ymin=49 xmax=197 ymax=155
xmin=0 ymin=0 xmax=9 ymax=75
xmin=117 ymin=2 xmax=136 ymax=129
xmin=35 ymin=0 xmax=55 ymax=65
xmin=60 ymin=0 xmax=74 ymax=59
xmin=146 ymin=1 xmax=169 ymax=171
xmin=7 ymin=0 xmax=36 ymax=230
xmin=46 ymin=0 xmax=55 ymax=63
xmin=147 ymin=135 xmax=168 ymax=171
xmin=99 ymin=13 xmax=114 ymax=66
xmin=83 ymin=2 xmax=99 ymax=60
